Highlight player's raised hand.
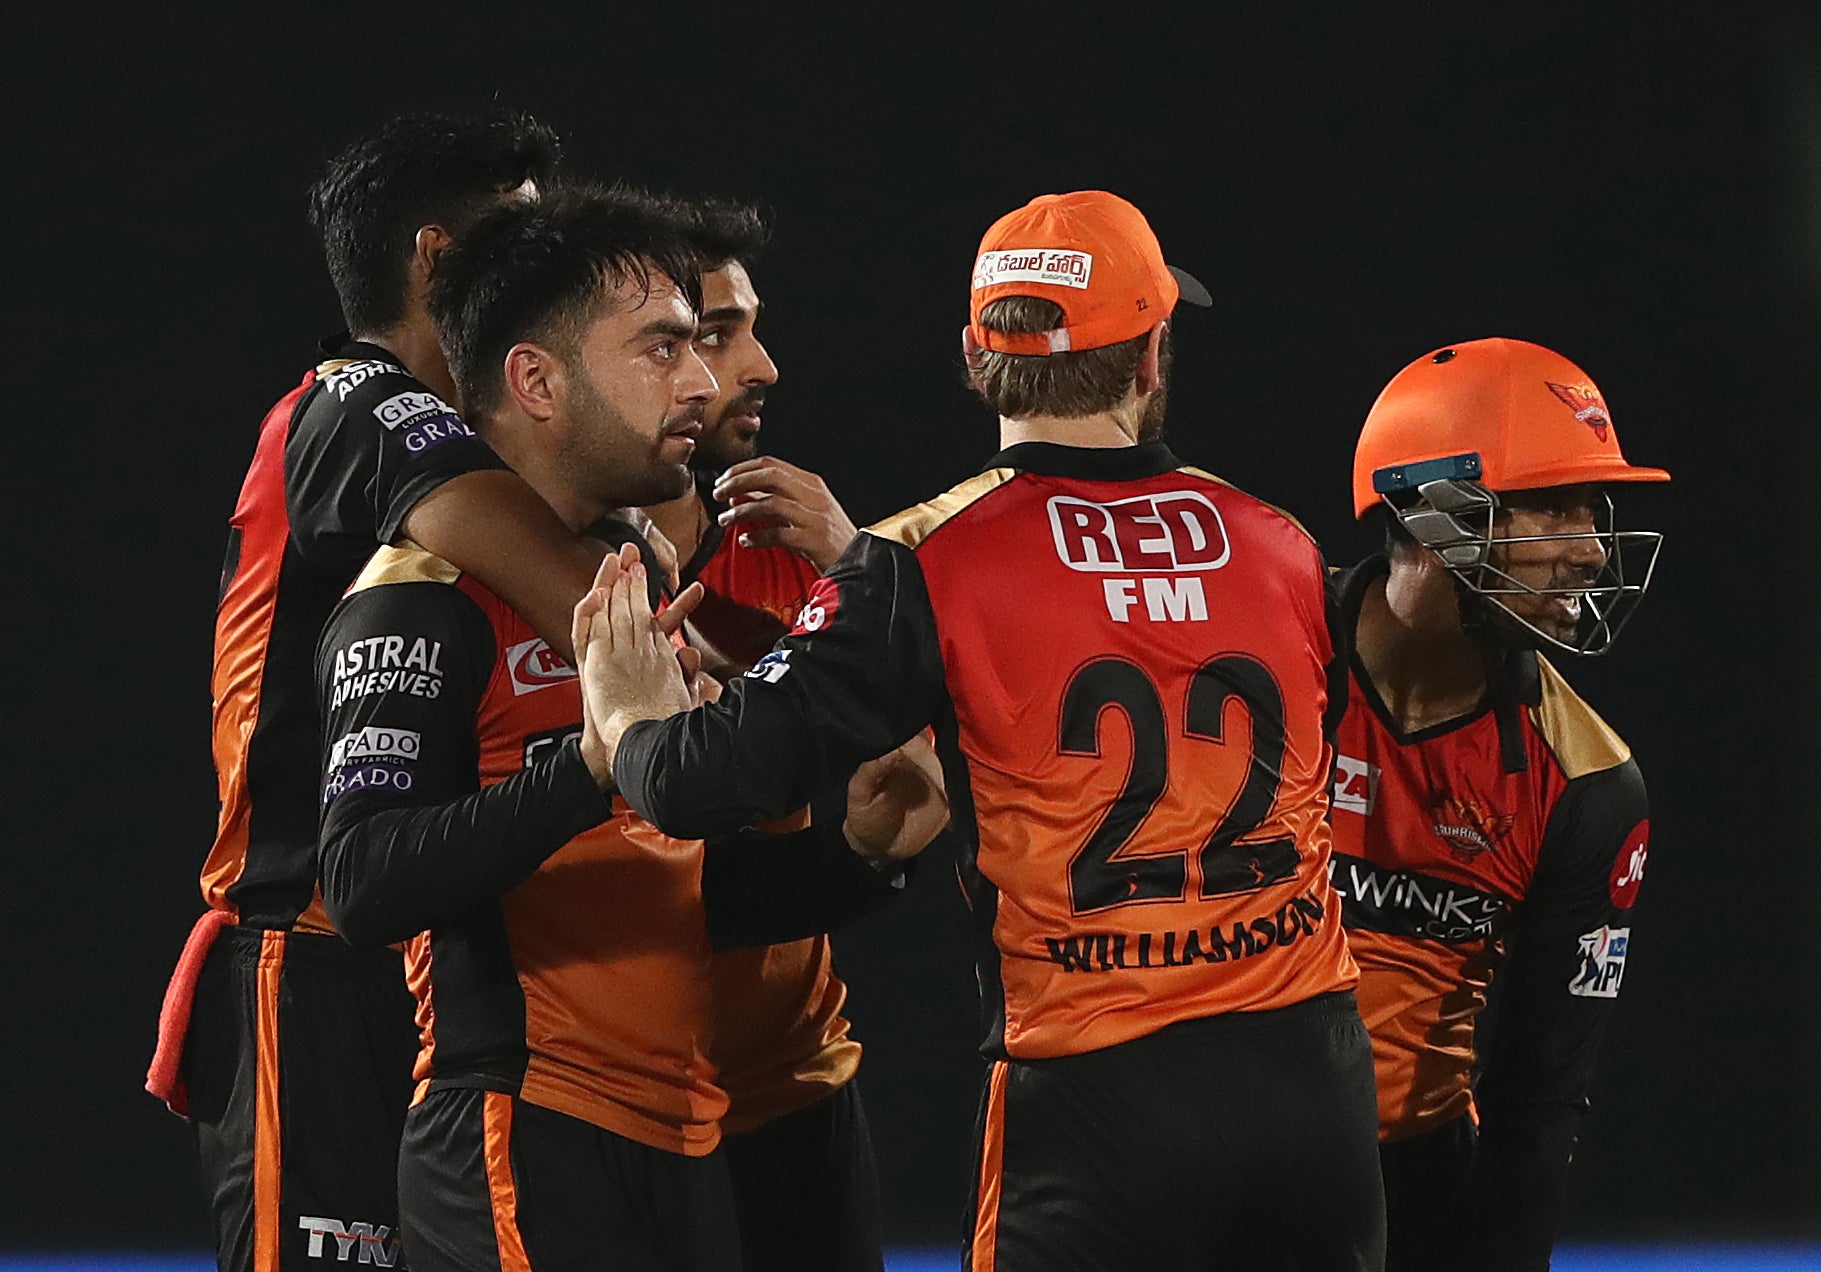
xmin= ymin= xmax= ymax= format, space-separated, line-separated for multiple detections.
xmin=577 ymin=549 xmax=694 ymax=785
xmin=712 ymin=457 xmax=858 ymax=573
xmin=842 ymin=734 xmax=950 ymax=865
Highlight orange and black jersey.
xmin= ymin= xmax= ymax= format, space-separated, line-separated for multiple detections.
xmin=207 ymin=339 xmax=506 ymax=932
xmin=314 ymin=529 xmax=901 ymax=1155
xmin=1330 ymin=555 xmax=1651 ymax=1265
xmin=617 ymin=441 xmax=1358 ymax=1061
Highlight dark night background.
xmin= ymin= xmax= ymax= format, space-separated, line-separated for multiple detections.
xmin=6 ymin=1 xmax=1818 ymax=1252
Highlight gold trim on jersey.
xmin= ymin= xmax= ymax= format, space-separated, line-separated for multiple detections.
xmin=316 ymin=358 xmax=357 ymax=377
xmin=867 ymin=468 xmax=1018 ymax=550
xmin=1177 ymin=465 xmax=1318 ymax=542
xmin=1533 ymin=657 xmax=1631 ymax=778
xmin=350 ymin=542 xmax=462 ymax=594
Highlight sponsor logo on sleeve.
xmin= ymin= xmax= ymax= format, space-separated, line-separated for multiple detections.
xmin=787 ymin=577 xmax=840 ymax=636
xmin=329 ymin=635 xmax=445 ymax=710
xmin=372 ymin=390 xmax=476 ymax=453
xmin=1569 ymin=925 xmax=1630 ymax=998
xmin=1331 ymin=756 xmax=1377 ymax=814
xmin=323 ymin=359 xmax=404 ymax=400
xmin=323 ymin=727 xmax=422 ymax=808
xmin=746 ymin=649 xmax=792 ymax=683
xmin=298 ymin=1214 xmax=402 ymax=1265
xmin=507 ymin=638 xmax=577 ymax=695
xmin=1609 ymin=819 xmax=1649 ymax=909
xmin=972 ymin=248 xmax=1094 ymax=291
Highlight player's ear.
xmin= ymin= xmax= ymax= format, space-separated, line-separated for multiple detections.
xmin=1135 ymin=320 xmax=1168 ymax=396
xmin=503 ymin=343 xmax=561 ymax=424
xmin=960 ymin=325 xmax=984 ymax=391
xmin=410 ymin=225 xmax=455 ymax=289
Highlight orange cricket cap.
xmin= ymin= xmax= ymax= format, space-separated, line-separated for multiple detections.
xmin=1353 ymin=337 xmax=1671 ymax=517
xmin=968 ymin=191 xmax=1212 ymax=356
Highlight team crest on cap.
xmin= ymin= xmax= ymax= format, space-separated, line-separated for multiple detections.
xmin=973 ymin=249 xmax=1094 ymax=291
xmin=1545 ymin=381 xmax=1611 ymax=442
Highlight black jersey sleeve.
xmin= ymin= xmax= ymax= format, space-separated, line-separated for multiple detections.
xmin=286 ymin=358 xmax=507 ymax=567
xmin=701 ymin=821 xmax=911 ymax=951
xmin=316 ymin=579 xmax=612 ymax=948
xmin=1467 ymin=757 xmax=1650 ymax=1271
xmin=614 ymin=531 xmax=948 ymax=839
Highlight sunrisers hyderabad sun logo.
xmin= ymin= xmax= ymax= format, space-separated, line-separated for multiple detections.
xmin=1429 ymin=793 xmax=1517 ymax=863
xmin=1545 ymin=381 xmax=1612 ymax=442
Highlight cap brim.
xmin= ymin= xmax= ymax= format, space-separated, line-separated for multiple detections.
xmin=1512 ymin=461 xmax=1672 ymax=488
xmin=1169 ymin=265 xmax=1213 ymax=307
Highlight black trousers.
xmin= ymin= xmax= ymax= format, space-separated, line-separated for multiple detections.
xmin=184 ymin=926 xmax=420 ymax=1271
xmin=722 ymin=1080 xmax=885 ymax=1272
xmin=1379 ymin=1114 xmax=1476 ymax=1272
xmin=398 ymin=1086 xmax=741 ymax=1272
xmin=966 ymin=991 xmax=1386 ymax=1272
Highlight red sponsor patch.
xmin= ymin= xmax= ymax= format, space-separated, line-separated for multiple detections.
xmin=1609 ymin=820 xmax=1650 ymax=908
xmin=787 ymin=576 xmax=840 ymax=636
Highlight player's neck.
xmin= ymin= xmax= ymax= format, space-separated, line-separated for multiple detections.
xmin=358 ymin=319 xmax=458 ymax=405
xmin=999 ymin=402 xmax=1144 ymax=451
xmin=644 ymin=481 xmax=710 ymax=566
xmin=477 ymin=416 xmax=604 ymax=536
xmin=1355 ymin=566 xmax=1489 ymax=733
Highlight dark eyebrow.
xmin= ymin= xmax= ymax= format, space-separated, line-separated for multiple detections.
xmin=696 ymin=304 xmax=752 ymax=325
xmin=632 ymin=319 xmax=698 ymax=342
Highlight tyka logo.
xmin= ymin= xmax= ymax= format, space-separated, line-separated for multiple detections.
xmin=1545 ymin=381 xmax=1612 ymax=442
xmin=507 ymin=637 xmax=577 ymax=695
xmin=1609 ymin=819 xmax=1650 ymax=908
xmin=298 ymin=1216 xmax=401 ymax=1265
xmin=1047 ymin=492 xmax=1230 ymax=573
xmin=1331 ymin=756 xmax=1377 ymax=815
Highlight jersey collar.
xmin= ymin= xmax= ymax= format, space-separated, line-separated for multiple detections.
xmin=983 ymin=440 xmax=1182 ymax=481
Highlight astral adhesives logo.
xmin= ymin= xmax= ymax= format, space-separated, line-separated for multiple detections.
xmin=1545 ymin=381 xmax=1612 ymax=442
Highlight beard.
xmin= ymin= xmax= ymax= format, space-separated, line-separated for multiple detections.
xmin=558 ymin=366 xmax=695 ymax=509
xmin=693 ymin=385 xmax=766 ymax=472
xmin=1136 ymin=333 xmax=1173 ymax=443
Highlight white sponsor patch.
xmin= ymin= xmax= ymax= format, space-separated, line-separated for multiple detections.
xmin=746 ymin=649 xmax=792 ymax=683
xmin=1047 ymin=491 xmax=1231 ymax=573
xmin=973 ymin=248 xmax=1094 ymax=291
xmin=329 ymin=726 xmax=422 ymax=769
xmin=1331 ymin=756 xmax=1377 ymax=814
xmin=373 ymin=390 xmax=452 ymax=429
xmin=1568 ymin=925 xmax=1630 ymax=999
xmin=507 ymin=637 xmax=577 ymax=695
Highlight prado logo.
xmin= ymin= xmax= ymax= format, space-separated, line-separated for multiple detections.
xmin=507 ymin=637 xmax=577 ymax=695
xmin=972 ymin=248 xmax=1094 ymax=291
xmin=1569 ymin=925 xmax=1630 ymax=998
xmin=299 ymin=1215 xmax=401 ymax=1265
xmin=328 ymin=726 xmax=421 ymax=769
xmin=322 ymin=359 xmax=402 ymax=400
xmin=1429 ymin=793 xmax=1515 ymax=862
xmin=1544 ymin=381 xmax=1612 ymax=442
xmin=1609 ymin=820 xmax=1650 ymax=908
xmin=1332 ymin=756 xmax=1378 ymax=815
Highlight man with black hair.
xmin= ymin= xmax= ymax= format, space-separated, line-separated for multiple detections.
xmin=1334 ymin=338 xmax=1666 ymax=1272
xmin=318 ymin=186 xmax=942 ymax=1271
xmin=641 ymin=205 xmax=894 ymax=1272
xmin=147 ymin=112 xmax=633 ymax=1272
xmin=585 ymin=191 xmax=1385 ymax=1271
